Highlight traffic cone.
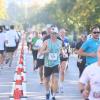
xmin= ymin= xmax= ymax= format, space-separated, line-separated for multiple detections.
xmin=20 ymin=54 xmax=23 ymax=60
xmin=21 ymin=72 xmax=26 ymax=82
xmin=22 ymin=66 xmax=26 ymax=73
xmin=16 ymin=64 xmax=23 ymax=74
xmin=19 ymin=84 xmax=23 ymax=97
xmin=21 ymin=48 xmax=24 ymax=55
xmin=15 ymin=73 xmax=22 ymax=85
xmin=13 ymin=85 xmax=22 ymax=100
xmin=19 ymin=57 xmax=23 ymax=65
xmin=19 ymin=65 xmax=24 ymax=73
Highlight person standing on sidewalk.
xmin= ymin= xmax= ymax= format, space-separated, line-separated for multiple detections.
xmin=40 ymin=26 xmax=62 ymax=100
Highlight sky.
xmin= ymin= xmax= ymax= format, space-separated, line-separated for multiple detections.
xmin=6 ymin=0 xmax=52 ymax=7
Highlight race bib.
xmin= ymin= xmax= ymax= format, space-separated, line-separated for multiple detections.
xmin=33 ymin=45 xmax=39 ymax=50
xmin=37 ymin=53 xmax=44 ymax=59
xmin=48 ymin=53 xmax=57 ymax=61
xmin=93 ymin=91 xmax=100 ymax=98
xmin=93 ymin=86 xmax=100 ymax=98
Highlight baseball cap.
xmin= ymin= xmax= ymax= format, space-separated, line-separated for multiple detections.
xmin=51 ymin=26 xmax=59 ymax=34
xmin=46 ymin=24 xmax=52 ymax=29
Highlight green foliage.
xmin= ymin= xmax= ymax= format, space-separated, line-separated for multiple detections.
xmin=5 ymin=0 xmax=100 ymax=32
xmin=0 ymin=0 xmax=7 ymax=20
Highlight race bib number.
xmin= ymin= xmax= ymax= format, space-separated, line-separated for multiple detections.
xmin=33 ymin=45 xmax=39 ymax=50
xmin=48 ymin=53 xmax=57 ymax=60
xmin=93 ymin=91 xmax=100 ymax=98
xmin=93 ymin=86 xmax=100 ymax=98
xmin=37 ymin=53 xmax=44 ymax=59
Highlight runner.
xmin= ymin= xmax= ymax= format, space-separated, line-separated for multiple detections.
xmin=79 ymin=45 xmax=100 ymax=100
xmin=36 ymin=31 xmax=47 ymax=84
xmin=78 ymin=24 xmax=100 ymax=100
xmin=75 ymin=34 xmax=87 ymax=77
xmin=40 ymin=26 xmax=62 ymax=100
xmin=59 ymin=28 xmax=69 ymax=93
xmin=5 ymin=25 xmax=19 ymax=67
xmin=78 ymin=24 xmax=100 ymax=66
xmin=0 ymin=26 xmax=5 ymax=69
xmin=31 ymin=31 xmax=40 ymax=70
xmin=43 ymin=24 xmax=53 ymax=41
xmin=26 ymin=32 xmax=34 ymax=53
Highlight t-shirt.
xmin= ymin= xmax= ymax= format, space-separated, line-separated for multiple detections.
xmin=27 ymin=36 xmax=32 ymax=43
xmin=79 ymin=62 xmax=100 ymax=100
xmin=36 ymin=39 xmax=44 ymax=59
xmin=0 ymin=32 xmax=5 ymax=50
xmin=81 ymin=38 xmax=100 ymax=66
xmin=27 ymin=34 xmax=33 ymax=43
xmin=5 ymin=30 xmax=19 ymax=47
xmin=32 ymin=37 xmax=40 ymax=50
xmin=61 ymin=36 xmax=69 ymax=58
xmin=63 ymin=36 xmax=69 ymax=46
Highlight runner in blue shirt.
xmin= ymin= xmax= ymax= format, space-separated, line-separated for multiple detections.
xmin=78 ymin=24 xmax=100 ymax=66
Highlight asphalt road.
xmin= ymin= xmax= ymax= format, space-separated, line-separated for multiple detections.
xmin=0 ymin=45 xmax=83 ymax=100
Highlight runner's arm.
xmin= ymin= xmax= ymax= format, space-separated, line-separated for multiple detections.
xmin=39 ymin=40 xmax=49 ymax=55
xmin=78 ymin=48 xmax=96 ymax=57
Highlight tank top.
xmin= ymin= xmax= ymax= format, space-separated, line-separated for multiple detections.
xmin=44 ymin=39 xmax=62 ymax=67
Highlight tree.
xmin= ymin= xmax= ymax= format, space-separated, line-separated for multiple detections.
xmin=0 ymin=0 xmax=7 ymax=20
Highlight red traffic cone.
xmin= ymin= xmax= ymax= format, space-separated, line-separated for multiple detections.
xmin=16 ymin=64 xmax=23 ymax=74
xmin=19 ymin=57 xmax=23 ymax=65
xmin=15 ymin=74 xmax=22 ymax=85
xmin=19 ymin=84 xmax=23 ymax=97
xmin=21 ymin=72 xmax=26 ymax=82
xmin=20 ymin=54 xmax=23 ymax=60
xmin=13 ymin=85 xmax=22 ymax=100
xmin=21 ymin=48 xmax=24 ymax=55
xmin=19 ymin=64 xmax=24 ymax=73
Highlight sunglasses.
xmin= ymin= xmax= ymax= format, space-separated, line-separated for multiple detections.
xmin=93 ymin=32 xmax=100 ymax=34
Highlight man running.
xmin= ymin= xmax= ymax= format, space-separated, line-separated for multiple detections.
xmin=78 ymin=24 xmax=100 ymax=66
xmin=5 ymin=25 xmax=19 ymax=67
xmin=79 ymin=45 xmax=100 ymax=100
xmin=36 ymin=31 xmax=47 ymax=84
xmin=40 ymin=26 xmax=62 ymax=100
xmin=59 ymin=28 xmax=69 ymax=93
